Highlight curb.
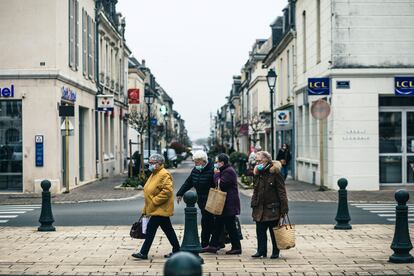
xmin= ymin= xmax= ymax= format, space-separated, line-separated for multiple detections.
xmin=53 ymin=191 xmax=143 ymax=204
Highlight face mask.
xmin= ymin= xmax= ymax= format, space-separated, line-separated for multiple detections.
xmin=195 ymin=165 xmax=204 ymax=171
xmin=213 ymin=163 xmax=219 ymax=169
xmin=149 ymin=164 xmax=156 ymax=172
xmin=257 ymin=164 xmax=265 ymax=171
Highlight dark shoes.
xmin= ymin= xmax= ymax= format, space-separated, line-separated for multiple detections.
xmin=251 ymin=252 xmax=267 ymax=258
xmin=200 ymin=246 xmax=218 ymax=254
xmin=131 ymin=252 xmax=148 ymax=260
xmin=164 ymin=252 xmax=174 ymax=258
xmin=225 ymin=249 xmax=242 ymax=255
xmin=270 ymin=250 xmax=280 ymax=259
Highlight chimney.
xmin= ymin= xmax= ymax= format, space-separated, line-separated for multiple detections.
xmin=141 ymin=59 xmax=146 ymax=68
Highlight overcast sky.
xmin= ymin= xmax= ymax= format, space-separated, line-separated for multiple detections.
xmin=117 ymin=0 xmax=288 ymax=141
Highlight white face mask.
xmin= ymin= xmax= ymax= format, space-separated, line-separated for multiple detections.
xmin=149 ymin=164 xmax=157 ymax=172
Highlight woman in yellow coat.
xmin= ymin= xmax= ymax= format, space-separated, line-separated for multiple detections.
xmin=132 ymin=154 xmax=180 ymax=260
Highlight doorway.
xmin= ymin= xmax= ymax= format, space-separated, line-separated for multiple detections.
xmin=379 ymin=109 xmax=414 ymax=185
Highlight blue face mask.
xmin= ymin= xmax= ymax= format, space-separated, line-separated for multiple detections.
xmin=213 ymin=163 xmax=219 ymax=169
xmin=257 ymin=164 xmax=265 ymax=171
xmin=149 ymin=164 xmax=156 ymax=172
xmin=195 ymin=165 xmax=204 ymax=171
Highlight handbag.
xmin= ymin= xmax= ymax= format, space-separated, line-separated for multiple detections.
xmin=205 ymin=180 xmax=227 ymax=215
xmin=273 ymin=215 xmax=295 ymax=250
xmin=130 ymin=214 xmax=148 ymax=239
xmin=223 ymin=216 xmax=244 ymax=244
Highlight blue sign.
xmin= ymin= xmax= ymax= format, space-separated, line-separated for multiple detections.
xmin=61 ymin=86 xmax=77 ymax=102
xmin=150 ymin=118 xmax=157 ymax=126
xmin=35 ymin=135 xmax=44 ymax=167
xmin=0 ymin=85 xmax=15 ymax=98
xmin=308 ymin=78 xmax=330 ymax=96
xmin=336 ymin=80 xmax=350 ymax=89
xmin=395 ymin=77 xmax=414 ymax=96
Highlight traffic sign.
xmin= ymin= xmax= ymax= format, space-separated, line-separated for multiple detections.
xmin=311 ymin=99 xmax=331 ymax=120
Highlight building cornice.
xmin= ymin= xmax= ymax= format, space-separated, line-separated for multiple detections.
xmin=0 ymin=71 xmax=97 ymax=95
xmin=263 ymin=29 xmax=296 ymax=67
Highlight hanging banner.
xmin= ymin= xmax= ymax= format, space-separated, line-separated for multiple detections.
xmin=395 ymin=77 xmax=414 ymax=96
xmin=128 ymin=89 xmax=140 ymax=104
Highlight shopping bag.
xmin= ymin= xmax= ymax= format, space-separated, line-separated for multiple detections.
xmin=142 ymin=216 xmax=150 ymax=234
xmin=273 ymin=215 xmax=295 ymax=250
xmin=205 ymin=180 xmax=227 ymax=215
xmin=130 ymin=214 xmax=148 ymax=239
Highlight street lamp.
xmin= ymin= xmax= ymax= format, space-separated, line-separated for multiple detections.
xmin=266 ymin=68 xmax=277 ymax=159
xmin=144 ymin=83 xmax=154 ymax=159
xmin=229 ymin=103 xmax=235 ymax=150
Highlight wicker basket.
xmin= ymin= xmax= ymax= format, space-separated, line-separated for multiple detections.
xmin=273 ymin=215 xmax=295 ymax=250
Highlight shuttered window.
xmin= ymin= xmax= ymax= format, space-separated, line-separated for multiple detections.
xmin=82 ymin=8 xmax=87 ymax=76
xmin=68 ymin=0 xmax=78 ymax=70
xmin=87 ymin=15 xmax=93 ymax=79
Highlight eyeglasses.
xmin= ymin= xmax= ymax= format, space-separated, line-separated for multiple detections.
xmin=149 ymin=161 xmax=157 ymax=165
xmin=255 ymin=159 xmax=264 ymax=163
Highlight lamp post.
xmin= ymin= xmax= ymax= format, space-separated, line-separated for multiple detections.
xmin=229 ymin=103 xmax=235 ymax=150
xmin=266 ymin=69 xmax=277 ymax=160
xmin=144 ymin=83 xmax=154 ymax=159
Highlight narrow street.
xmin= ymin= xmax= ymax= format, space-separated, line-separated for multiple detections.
xmin=3 ymin=161 xmax=392 ymax=227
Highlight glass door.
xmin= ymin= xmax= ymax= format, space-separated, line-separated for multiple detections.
xmin=379 ymin=110 xmax=414 ymax=185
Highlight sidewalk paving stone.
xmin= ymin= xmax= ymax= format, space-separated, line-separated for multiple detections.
xmin=1 ymin=225 xmax=414 ymax=275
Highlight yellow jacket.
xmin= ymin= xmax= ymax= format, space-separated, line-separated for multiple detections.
xmin=142 ymin=165 xmax=174 ymax=217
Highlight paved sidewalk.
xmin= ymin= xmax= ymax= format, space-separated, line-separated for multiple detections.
xmin=0 ymin=174 xmax=143 ymax=205
xmin=1 ymin=225 xmax=413 ymax=275
xmin=239 ymin=179 xmax=414 ymax=204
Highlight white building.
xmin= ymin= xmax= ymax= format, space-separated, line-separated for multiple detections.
xmin=0 ymin=0 xmax=129 ymax=193
xmin=291 ymin=0 xmax=414 ymax=190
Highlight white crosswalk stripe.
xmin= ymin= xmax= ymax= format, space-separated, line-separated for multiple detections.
xmin=351 ymin=203 xmax=414 ymax=222
xmin=0 ymin=205 xmax=41 ymax=224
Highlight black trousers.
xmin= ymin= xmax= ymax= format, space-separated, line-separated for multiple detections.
xmin=139 ymin=216 xmax=180 ymax=256
xmin=200 ymin=208 xmax=215 ymax=248
xmin=210 ymin=215 xmax=241 ymax=250
xmin=256 ymin=220 xmax=279 ymax=255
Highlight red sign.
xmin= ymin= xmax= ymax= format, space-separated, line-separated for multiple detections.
xmin=128 ymin=89 xmax=140 ymax=104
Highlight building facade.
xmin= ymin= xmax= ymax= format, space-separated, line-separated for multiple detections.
xmin=293 ymin=0 xmax=414 ymax=190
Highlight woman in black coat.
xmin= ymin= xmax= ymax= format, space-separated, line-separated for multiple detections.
xmin=276 ymin=143 xmax=292 ymax=180
xmin=176 ymin=150 xmax=216 ymax=248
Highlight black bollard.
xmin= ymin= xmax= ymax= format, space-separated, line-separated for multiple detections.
xmin=334 ymin=178 xmax=352 ymax=230
xmin=164 ymin=251 xmax=202 ymax=276
xmin=181 ymin=190 xmax=203 ymax=264
xmin=38 ymin=180 xmax=56 ymax=232
xmin=389 ymin=189 xmax=414 ymax=263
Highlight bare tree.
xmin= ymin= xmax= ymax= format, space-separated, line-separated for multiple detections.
xmin=128 ymin=105 xmax=154 ymax=178
xmin=249 ymin=114 xmax=268 ymax=146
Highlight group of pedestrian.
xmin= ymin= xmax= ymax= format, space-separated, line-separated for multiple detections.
xmin=131 ymin=148 xmax=289 ymax=260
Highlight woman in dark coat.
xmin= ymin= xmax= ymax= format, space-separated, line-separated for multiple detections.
xmin=276 ymin=143 xmax=292 ymax=180
xmin=176 ymin=150 xmax=216 ymax=248
xmin=251 ymin=151 xmax=288 ymax=259
xmin=202 ymin=153 xmax=242 ymax=255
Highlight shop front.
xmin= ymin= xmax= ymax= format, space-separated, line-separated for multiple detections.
xmin=275 ymin=106 xmax=295 ymax=178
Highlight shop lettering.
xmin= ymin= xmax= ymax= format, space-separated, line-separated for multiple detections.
xmin=309 ymin=81 xmax=327 ymax=88
xmin=0 ymin=85 xmax=14 ymax=97
xmin=396 ymin=81 xmax=414 ymax=88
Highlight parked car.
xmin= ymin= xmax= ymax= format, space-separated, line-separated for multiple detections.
xmin=163 ymin=148 xmax=178 ymax=168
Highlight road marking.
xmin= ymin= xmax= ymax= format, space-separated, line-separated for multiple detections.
xmin=351 ymin=203 xmax=413 ymax=222
xmin=0 ymin=215 xmax=18 ymax=218
xmin=0 ymin=205 xmax=41 ymax=225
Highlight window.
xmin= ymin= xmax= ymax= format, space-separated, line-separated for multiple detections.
xmin=82 ymin=8 xmax=87 ymax=75
xmin=68 ymin=0 xmax=79 ymax=70
xmin=302 ymin=11 xmax=307 ymax=72
xmin=287 ymin=50 xmax=290 ymax=99
xmin=316 ymin=0 xmax=321 ymax=63
xmin=87 ymin=15 xmax=93 ymax=79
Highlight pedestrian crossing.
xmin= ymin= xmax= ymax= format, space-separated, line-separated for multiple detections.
xmin=351 ymin=203 xmax=414 ymax=222
xmin=0 ymin=205 xmax=41 ymax=224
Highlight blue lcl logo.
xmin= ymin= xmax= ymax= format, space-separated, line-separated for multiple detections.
xmin=395 ymin=77 xmax=414 ymax=96
xmin=0 ymin=85 xmax=15 ymax=98
xmin=308 ymin=78 xmax=330 ymax=96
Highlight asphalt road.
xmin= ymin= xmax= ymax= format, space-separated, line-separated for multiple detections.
xmin=4 ymin=162 xmax=393 ymax=227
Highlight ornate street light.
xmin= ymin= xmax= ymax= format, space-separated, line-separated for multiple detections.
xmin=144 ymin=83 xmax=155 ymax=159
xmin=266 ymin=69 xmax=277 ymax=159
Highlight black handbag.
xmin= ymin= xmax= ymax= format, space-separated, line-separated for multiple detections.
xmin=223 ymin=216 xmax=243 ymax=243
xmin=130 ymin=215 xmax=146 ymax=239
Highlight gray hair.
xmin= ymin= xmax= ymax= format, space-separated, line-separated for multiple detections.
xmin=193 ymin=150 xmax=208 ymax=162
xmin=256 ymin=151 xmax=272 ymax=163
xmin=149 ymin=153 xmax=165 ymax=164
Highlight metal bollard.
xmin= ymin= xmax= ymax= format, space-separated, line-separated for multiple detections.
xmin=38 ymin=180 xmax=56 ymax=232
xmin=334 ymin=178 xmax=352 ymax=230
xmin=180 ymin=190 xmax=203 ymax=264
xmin=389 ymin=189 xmax=414 ymax=263
xmin=164 ymin=251 xmax=202 ymax=276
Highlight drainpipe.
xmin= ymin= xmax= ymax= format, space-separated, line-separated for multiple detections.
xmin=95 ymin=2 xmax=102 ymax=179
